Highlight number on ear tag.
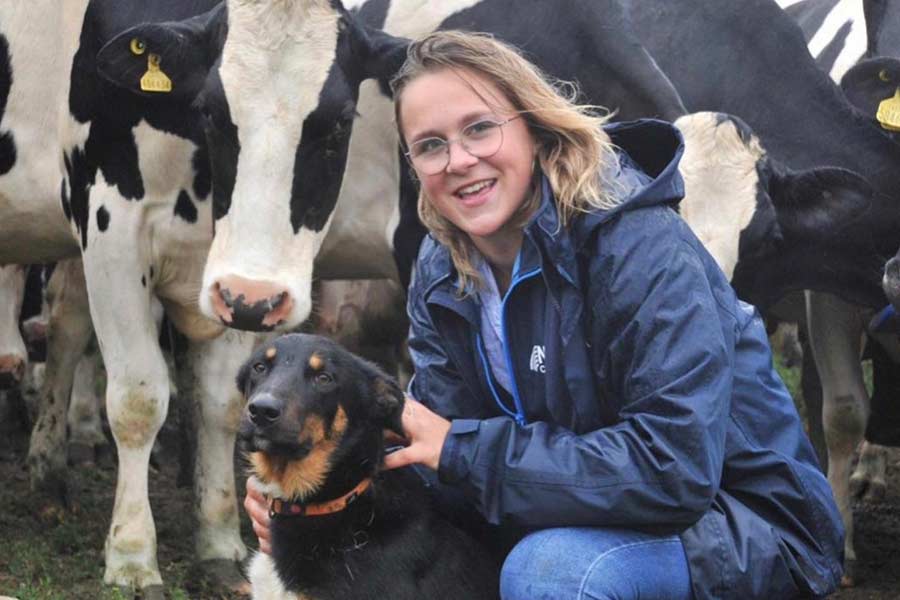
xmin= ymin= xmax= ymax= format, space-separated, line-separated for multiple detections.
xmin=140 ymin=54 xmax=172 ymax=93
xmin=876 ymin=88 xmax=900 ymax=132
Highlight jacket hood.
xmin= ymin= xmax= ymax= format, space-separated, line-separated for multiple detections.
xmin=567 ymin=118 xmax=685 ymax=247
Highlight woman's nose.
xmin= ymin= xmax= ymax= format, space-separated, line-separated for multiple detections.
xmin=445 ymin=140 xmax=479 ymax=173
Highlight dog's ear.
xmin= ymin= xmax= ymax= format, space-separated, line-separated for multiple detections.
xmin=371 ymin=375 xmax=405 ymax=436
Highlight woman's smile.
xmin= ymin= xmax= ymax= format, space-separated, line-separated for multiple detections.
xmin=455 ymin=178 xmax=496 ymax=206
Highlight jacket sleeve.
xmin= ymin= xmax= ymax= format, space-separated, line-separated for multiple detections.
xmin=417 ymin=212 xmax=738 ymax=532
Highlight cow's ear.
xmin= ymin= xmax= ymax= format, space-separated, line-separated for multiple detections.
xmin=335 ymin=7 xmax=409 ymax=87
xmin=770 ymin=166 xmax=874 ymax=239
xmin=96 ymin=3 xmax=226 ymax=101
xmin=360 ymin=27 xmax=410 ymax=85
xmin=841 ymin=57 xmax=900 ymax=129
xmin=371 ymin=375 xmax=405 ymax=436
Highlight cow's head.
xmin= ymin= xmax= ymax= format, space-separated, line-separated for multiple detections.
xmin=98 ymin=0 xmax=408 ymax=331
xmin=841 ymin=57 xmax=900 ymax=140
xmin=676 ymin=112 xmax=891 ymax=311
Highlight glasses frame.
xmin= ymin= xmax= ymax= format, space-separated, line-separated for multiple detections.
xmin=403 ymin=115 xmax=522 ymax=176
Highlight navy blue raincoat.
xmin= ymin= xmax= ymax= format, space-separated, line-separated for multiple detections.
xmin=406 ymin=119 xmax=844 ymax=599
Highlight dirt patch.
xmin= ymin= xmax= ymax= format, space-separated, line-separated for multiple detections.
xmin=0 ymin=392 xmax=256 ymax=599
xmin=2 ymin=390 xmax=900 ymax=598
xmin=831 ymin=447 xmax=900 ymax=599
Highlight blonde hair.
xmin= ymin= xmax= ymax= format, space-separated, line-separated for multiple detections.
xmin=391 ymin=30 xmax=621 ymax=292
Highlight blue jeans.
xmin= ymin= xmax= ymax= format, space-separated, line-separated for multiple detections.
xmin=499 ymin=526 xmax=693 ymax=600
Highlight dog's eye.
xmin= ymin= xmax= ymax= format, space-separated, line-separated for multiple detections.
xmin=314 ymin=372 xmax=333 ymax=385
xmin=252 ymin=362 xmax=267 ymax=374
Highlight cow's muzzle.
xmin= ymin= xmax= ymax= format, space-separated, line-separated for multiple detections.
xmin=209 ymin=275 xmax=294 ymax=331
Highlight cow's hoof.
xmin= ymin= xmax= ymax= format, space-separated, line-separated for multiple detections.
xmin=196 ymin=559 xmax=251 ymax=596
xmin=95 ymin=443 xmax=116 ymax=470
xmin=29 ymin=469 xmax=69 ymax=511
xmin=68 ymin=441 xmax=95 ymax=467
xmin=141 ymin=584 xmax=165 ymax=600
xmin=864 ymin=480 xmax=886 ymax=502
xmin=849 ymin=474 xmax=887 ymax=503
xmin=840 ymin=559 xmax=858 ymax=588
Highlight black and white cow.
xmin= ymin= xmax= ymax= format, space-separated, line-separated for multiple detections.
xmin=1 ymin=2 xmax=265 ymax=596
xmin=621 ymin=0 xmax=900 ymax=585
xmin=787 ymin=0 xmax=900 ymax=585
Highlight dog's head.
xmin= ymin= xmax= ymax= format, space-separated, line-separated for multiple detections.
xmin=236 ymin=333 xmax=404 ymax=501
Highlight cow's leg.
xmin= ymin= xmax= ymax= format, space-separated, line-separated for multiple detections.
xmin=800 ymin=330 xmax=828 ymax=471
xmin=806 ymin=291 xmax=868 ymax=587
xmin=850 ymin=333 xmax=900 ymax=502
xmin=26 ymin=258 xmax=92 ymax=509
xmin=67 ymin=344 xmax=107 ymax=466
xmin=186 ymin=330 xmax=258 ymax=593
xmin=78 ymin=242 xmax=169 ymax=595
xmin=0 ymin=264 xmax=27 ymax=390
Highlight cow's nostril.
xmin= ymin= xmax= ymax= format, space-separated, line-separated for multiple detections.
xmin=216 ymin=282 xmax=235 ymax=309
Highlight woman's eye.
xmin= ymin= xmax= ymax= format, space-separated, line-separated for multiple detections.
xmin=464 ymin=120 xmax=499 ymax=137
xmin=415 ymin=138 xmax=446 ymax=156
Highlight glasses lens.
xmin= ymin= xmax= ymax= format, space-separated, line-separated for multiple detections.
xmin=461 ymin=120 xmax=503 ymax=158
xmin=409 ymin=138 xmax=448 ymax=175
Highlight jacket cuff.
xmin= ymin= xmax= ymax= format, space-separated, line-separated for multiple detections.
xmin=438 ymin=419 xmax=481 ymax=484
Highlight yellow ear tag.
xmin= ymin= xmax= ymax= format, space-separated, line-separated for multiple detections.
xmin=140 ymin=53 xmax=172 ymax=93
xmin=876 ymin=88 xmax=900 ymax=132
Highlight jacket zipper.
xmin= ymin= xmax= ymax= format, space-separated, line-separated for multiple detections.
xmin=475 ymin=332 xmax=522 ymax=423
xmin=500 ymin=265 xmax=541 ymax=427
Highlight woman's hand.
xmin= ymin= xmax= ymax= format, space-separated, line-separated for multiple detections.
xmin=382 ymin=396 xmax=451 ymax=471
xmin=243 ymin=476 xmax=272 ymax=554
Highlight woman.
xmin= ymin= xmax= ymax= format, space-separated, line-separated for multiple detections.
xmin=246 ymin=30 xmax=844 ymax=599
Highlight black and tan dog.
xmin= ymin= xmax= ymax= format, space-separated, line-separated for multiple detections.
xmin=237 ymin=333 xmax=499 ymax=600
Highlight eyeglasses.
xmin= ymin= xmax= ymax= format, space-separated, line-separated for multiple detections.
xmin=404 ymin=116 xmax=521 ymax=175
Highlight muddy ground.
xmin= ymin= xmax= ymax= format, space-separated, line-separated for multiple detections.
xmin=1 ymin=378 xmax=900 ymax=599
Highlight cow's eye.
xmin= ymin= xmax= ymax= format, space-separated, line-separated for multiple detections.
xmin=252 ymin=362 xmax=267 ymax=374
xmin=315 ymin=372 xmax=333 ymax=385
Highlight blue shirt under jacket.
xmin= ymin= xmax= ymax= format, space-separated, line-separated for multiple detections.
xmin=406 ymin=119 xmax=844 ymax=600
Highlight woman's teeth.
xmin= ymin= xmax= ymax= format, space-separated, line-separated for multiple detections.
xmin=458 ymin=180 xmax=494 ymax=197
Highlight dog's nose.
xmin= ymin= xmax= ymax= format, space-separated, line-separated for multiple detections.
xmin=248 ymin=394 xmax=283 ymax=426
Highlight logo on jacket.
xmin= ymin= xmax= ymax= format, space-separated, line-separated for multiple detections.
xmin=530 ymin=345 xmax=546 ymax=373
